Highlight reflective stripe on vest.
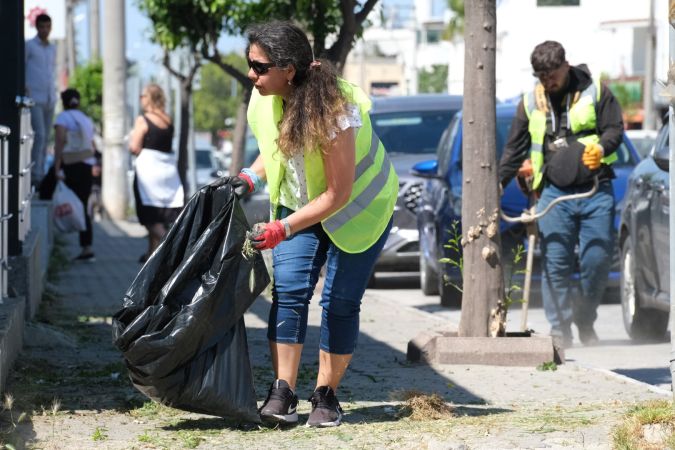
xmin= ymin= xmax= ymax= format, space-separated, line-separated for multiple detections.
xmin=324 ymin=132 xmax=391 ymax=233
xmin=524 ymin=78 xmax=616 ymax=190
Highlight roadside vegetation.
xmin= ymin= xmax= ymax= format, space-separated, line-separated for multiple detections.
xmin=613 ymin=400 xmax=675 ymax=449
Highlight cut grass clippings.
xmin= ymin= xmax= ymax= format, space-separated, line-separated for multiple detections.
xmin=392 ymin=390 xmax=454 ymax=421
xmin=613 ymin=400 xmax=675 ymax=450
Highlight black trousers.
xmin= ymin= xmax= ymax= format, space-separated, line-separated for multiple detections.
xmin=64 ymin=162 xmax=93 ymax=247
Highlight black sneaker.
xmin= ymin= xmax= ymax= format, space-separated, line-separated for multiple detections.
xmin=306 ymin=386 xmax=343 ymax=427
xmin=259 ymin=379 xmax=298 ymax=425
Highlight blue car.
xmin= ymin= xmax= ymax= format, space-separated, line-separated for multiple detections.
xmin=412 ymin=102 xmax=641 ymax=307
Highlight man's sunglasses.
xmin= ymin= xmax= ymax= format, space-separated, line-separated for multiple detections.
xmin=248 ymin=59 xmax=276 ymax=76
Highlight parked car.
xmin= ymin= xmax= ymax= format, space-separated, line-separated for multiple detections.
xmin=368 ymin=94 xmax=463 ymax=277
xmin=619 ymin=123 xmax=670 ymax=341
xmin=414 ymin=102 xmax=641 ymax=307
xmin=626 ymin=128 xmax=658 ymax=159
xmin=195 ymin=145 xmax=223 ymax=188
xmin=238 ymin=130 xmax=270 ymax=224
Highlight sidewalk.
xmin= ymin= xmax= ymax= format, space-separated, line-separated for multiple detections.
xmin=3 ymin=218 xmax=668 ymax=449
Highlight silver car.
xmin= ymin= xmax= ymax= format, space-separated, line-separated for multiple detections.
xmin=369 ymin=94 xmax=462 ymax=278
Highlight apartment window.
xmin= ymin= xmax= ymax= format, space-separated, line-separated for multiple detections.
xmin=537 ymin=0 xmax=580 ymax=5
xmin=426 ymin=29 xmax=442 ymax=44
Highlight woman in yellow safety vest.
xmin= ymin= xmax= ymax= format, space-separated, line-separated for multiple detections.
xmin=231 ymin=21 xmax=398 ymax=428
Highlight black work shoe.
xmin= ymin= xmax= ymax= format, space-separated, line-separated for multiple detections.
xmin=259 ymin=379 xmax=298 ymax=425
xmin=578 ymin=327 xmax=599 ymax=346
xmin=306 ymin=386 xmax=343 ymax=427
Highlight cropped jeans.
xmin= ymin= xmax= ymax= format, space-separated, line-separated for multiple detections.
xmin=267 ymin=206 xmax=392 ymax=355
xmin=536 ymin=180 xmax=615 ymax=338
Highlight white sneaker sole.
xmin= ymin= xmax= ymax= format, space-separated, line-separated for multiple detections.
xmin=305 ymin=411 xmax=342 ymax=427
xmin=261 ymin=411 xmax=298 ymax=424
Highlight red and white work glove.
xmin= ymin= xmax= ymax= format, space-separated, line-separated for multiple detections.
xmin=250 ymin=220 xmax=288 ymax=250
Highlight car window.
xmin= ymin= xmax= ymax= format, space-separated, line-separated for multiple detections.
xmin=613 ymin=141 xmax=636 ymax=166
xmin=437 ymin=116 xmax=460 ymax=174
xmin=447 ymin=115 xmax=513 ymax=188
xmin=196 ymin=149 xmax=213 ymax=169
xmin=371 ymin=110 xmax=458 ymax=154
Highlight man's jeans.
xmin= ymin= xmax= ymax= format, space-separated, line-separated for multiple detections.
xmin=268 ymin=207 xmax=392 ymax=355
xmin=30 ymin=102 xmax=55 ymax=183
xmin=536 ymin=180 xmax=615 ymax=338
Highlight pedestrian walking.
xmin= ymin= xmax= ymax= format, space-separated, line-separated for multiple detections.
xmin=25 ymin=13 xmax=57 ymax=185
xmin=499 ymin=41 xmax=624 ymax=348
xmin=128 ymin=83 xmax=183 ymax=263
xmin=232 ymin=20 xmax=398 ymax=427
xmin=53 ymin=88 xmax=98 ymax=261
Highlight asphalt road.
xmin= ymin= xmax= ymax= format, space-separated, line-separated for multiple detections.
xmin=370 ymin=273 xmax=673 ymax=393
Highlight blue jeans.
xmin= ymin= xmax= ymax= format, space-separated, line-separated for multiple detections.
xmin=268 ymin=207 xmax=392 ymax=354
xmin=536 ymin=181 xmax=615 ymax=337
xmin=30 ymin=102 xmax=55 ymax=183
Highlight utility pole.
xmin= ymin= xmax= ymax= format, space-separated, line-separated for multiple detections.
xmin=65 ymin=0 xmax=77 ymax=79
xmin=102 ymin=0 xmax=128 ymax=219
xmin=89 ymin=0 xmax=100 ymax=59
xmin=644 ymin=0 xmax=657 ymax=130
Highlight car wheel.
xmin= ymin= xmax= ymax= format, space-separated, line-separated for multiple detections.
xmin=620 ymin=238 xmax=668 ymax=341
xmin=420 ymin=252 xmax=439 ymax=296
xmin=439 ymin=274 xmax=462 ymax=309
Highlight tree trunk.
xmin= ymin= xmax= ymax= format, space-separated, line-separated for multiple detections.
xmin=229 ymin=87 xmax=252 ymax=175
xmin=458 ymin=0 xmax=505 ymax=338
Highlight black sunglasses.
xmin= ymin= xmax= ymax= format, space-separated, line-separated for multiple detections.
xmin=248 ymin=59 xmax=276 ymax=76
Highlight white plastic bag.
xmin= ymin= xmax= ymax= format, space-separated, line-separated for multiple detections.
xmin=53 ymin=181 xmax=86 ymax=233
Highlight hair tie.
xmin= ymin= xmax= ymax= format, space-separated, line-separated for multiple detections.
xmin=310 ymin=60 xmax=321 ymax=69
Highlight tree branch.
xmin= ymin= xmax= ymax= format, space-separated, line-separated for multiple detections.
xmin=355 ymin=0 xmax=380 ymax=24
xmin=162 ymin=51 xmax=186 ymax=83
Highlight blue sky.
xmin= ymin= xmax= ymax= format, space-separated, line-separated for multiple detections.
xmin=74 ymin=0 xmax=245 ymax=80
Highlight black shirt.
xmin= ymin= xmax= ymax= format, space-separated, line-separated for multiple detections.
xmin=142 ymin=114 xmax=174 ymax=153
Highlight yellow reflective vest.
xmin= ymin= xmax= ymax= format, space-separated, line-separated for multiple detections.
xmin=246 ymin=79 xmax=398 ymax=254
xmin=523 ymin=78 xmax=617 ymax=190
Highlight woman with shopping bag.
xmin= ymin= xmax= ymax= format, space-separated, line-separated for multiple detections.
xmin=53 ymin=88 xmax=99 ymax=261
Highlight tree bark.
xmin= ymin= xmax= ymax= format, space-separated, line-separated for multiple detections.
xmin=458 ymin=0 xmax=505 ymax=337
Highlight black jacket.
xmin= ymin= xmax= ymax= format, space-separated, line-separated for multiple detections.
xmin=499 ymin=64 xmax=624 ymax=187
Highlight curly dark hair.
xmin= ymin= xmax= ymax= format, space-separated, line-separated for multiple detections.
xmin=530 ymin=41 xmax=566 ymax=73
xmin=246 ymin=21 xmax=348 ymax=157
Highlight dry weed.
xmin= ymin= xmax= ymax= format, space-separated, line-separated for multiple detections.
xmin=392 ymin=389 xmax=453 ymax=421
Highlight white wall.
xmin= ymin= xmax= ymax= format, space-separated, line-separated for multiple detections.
xmin=448 ymin=0 xmax=669 ymax=100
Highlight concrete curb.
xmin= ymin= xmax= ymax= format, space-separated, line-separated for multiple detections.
xmin=408 ymin=330 xmax=555 ymax=366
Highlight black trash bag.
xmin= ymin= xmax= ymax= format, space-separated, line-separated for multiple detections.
xmin=112 ymin=181 xmax=270 ymax=423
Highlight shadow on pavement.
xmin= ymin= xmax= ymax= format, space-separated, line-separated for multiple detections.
xmin=613 ymin=368 xmax=672 ymax=387
xmin=9 ymin=218 xmax=517 ymax=446
xmin=245 ymin=295 xmax=487 ymax=407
